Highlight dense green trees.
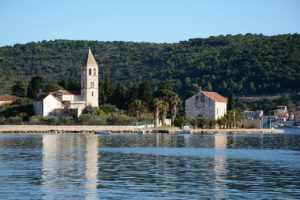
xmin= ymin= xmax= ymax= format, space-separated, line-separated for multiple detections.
xmin=27 ymin=76 xmax=45 ymax=99
xmin=11 ymin=80 xmax=27 ymax=97
xmin=0 ymin=34 xmax=299 ymax=98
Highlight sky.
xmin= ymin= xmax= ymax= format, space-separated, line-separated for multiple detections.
xmin=0 ymin=0 xmax=299 ymax=46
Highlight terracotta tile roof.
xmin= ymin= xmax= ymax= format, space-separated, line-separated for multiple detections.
xmin=47 ymin=90 xmax=81 ymax=95
xmin=202 ymin=91 xmax=227 ymax=103
xmin=0 ymin=95 xmax=19 ymax=101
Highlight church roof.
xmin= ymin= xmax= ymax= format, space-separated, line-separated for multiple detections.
xmin=84 ymin=48 xmax=98 ymax=67
xmin=202 ymin=91 xmax=228 ymax=103
xmin=48 ymin=90 xmax=80 ymax=95
xmin=0 ymin=95 xmax=19 ymax=101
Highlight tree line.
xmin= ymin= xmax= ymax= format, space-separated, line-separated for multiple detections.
xmin=0 ymin=33 xmax=299 ymax=98
xmin=7 ymin=75 xmax=183 ymax=127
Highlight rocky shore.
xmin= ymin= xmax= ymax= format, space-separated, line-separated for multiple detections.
xmin=0 ymin=125 xmax=284 ymax=134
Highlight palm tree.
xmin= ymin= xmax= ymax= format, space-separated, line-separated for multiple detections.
xmin=160 ymin=100 xmax=169 ymax=126
xmin=152 ymin=98 xmax=162 ymax=127
xmin=129 ymin=100 xmax=147 ymax=119
xmin=169 ymin=94 xmax=180 ymax=126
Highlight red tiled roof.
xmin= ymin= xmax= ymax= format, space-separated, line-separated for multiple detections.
xmin=47 ymin=90 xmax=81 ymax=95
xmin=202 ymin=91 xmax=227 ymax=103
xmin=0 ymin=95 xmax=19 ymax=101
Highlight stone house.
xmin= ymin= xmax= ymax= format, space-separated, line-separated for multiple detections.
xmin=185 ymin=88 xmax=227 ymax=121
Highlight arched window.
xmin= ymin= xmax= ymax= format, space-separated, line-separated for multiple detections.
xmin=92 ymin=92 xmax=94 ymax=96
xmin=93 ymin=68 xmax=96 ymax=76
xmin=89 ymin=68 xmax=92 ymax=75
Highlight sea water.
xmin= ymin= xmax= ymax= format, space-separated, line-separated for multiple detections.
xmin=0 ymin=128 xmax=299 ymax=199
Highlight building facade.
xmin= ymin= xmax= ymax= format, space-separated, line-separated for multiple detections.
xmin=185 ymin=88 xmax=227 ymax=121
xmin=33 ymin=48 xmax=99 ymax=117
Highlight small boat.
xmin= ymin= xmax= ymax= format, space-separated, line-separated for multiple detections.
xmin=95 ymin=130 xmax=111 ymax=135
xmin=136 ymin=129 xmax=146 ymax=134
xmin=179 ymin=126 xmax=191 ymax=134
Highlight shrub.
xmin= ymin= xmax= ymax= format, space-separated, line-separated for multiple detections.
xmin=7 ymin=116 xmax=23 ymax=125
xmin=29 ymin=116 xmax=43 ymax=125
xmin=100 ymin=104 xmax=119 ymax=113
xmin=82 ymin=105 xmax=100 ymax=115
xmin=42 ymin=116 xmax=60 ymax=125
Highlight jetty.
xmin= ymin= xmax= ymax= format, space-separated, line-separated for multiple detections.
xmin=0 ymin=125 xmax=284 ymax=134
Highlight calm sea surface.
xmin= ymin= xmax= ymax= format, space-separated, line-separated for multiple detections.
xmin=0 ymin=129 xmax=299 ymax=200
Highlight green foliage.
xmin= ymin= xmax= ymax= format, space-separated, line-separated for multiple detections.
xmin=100 ymin=104 xmax=119 ymax=113
xmin=0 ymin=99 xmax=34 ymax=121
xmin=228 ymin=93 xmax=235 ymax=111
xmin=44 ymin=83 xmax=63 ymax=91
xmin=27 ymin=76 xmax=45 ymax=99
xmin=0 ymin=34 xmax=299 ymax=97
xmin=128 ymin=100 xmax=147 ymax=118
xmin=11 ymin=80 xmax=27 ymax=97
xmin=82 ymin=105 xmax=100 ymax=115
xmin=174 ymin=115 xmax=187 ymax=127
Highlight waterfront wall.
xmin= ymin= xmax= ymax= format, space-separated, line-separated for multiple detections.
xmin=0 ymin=125 xmax=284 ymax=134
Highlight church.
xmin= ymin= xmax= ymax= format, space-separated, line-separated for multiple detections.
xmin=33 ymin=48 xmax=99 ymax=117
xmin=185 ymin=88 xmax=227 ymax=121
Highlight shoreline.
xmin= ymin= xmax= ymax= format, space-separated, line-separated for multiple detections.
xmin=0 ymin=125 xmax=284 ymax=134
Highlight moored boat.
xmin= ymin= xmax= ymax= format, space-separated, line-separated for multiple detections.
xmin=136 ymin=129 xmax=146 ymax=134
xmin=95 ymin=130 xmax=112 ymax=135
xmin=179 ymin=126 xmax=191 ymax=134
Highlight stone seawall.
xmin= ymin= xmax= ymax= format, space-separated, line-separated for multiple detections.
xmin=0 ymin=125 xmax=284 ymax=134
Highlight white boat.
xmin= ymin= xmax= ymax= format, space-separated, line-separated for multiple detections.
xmin=136 ymin=129 xmax=146 ymax=134
xmin=179 ymin=126 xmax=191 ymax=134
xmin=95 ymin=130 xmax=111 ymax=135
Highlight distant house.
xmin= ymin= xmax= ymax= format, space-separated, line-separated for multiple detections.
xmin=185 ymin=88 xmax=227 ymax=121
xmin=0 ymin=95 xmax=19 ymax=105
xmin=33 ymin=48 xmax=99 ymax=117
xmin=244 ymin=110 xmax=263 ymax=120
xmin=274 ymin=105 xmax=289 ymax=124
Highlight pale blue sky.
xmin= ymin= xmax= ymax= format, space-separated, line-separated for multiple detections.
xmin=0 ymin=0 xmax=299 ymax=46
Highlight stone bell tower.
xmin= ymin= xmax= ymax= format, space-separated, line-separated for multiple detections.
xmin=81 ymin=48 xmax=99 ymax=107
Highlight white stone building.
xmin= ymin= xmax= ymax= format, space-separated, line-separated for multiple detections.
xmin=33 ymin=48 xmax=99 ymax=117
xmin=185 ymin=88 xmax=227 ymax=121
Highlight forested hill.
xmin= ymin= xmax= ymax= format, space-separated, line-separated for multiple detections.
xmin=0 ymin=33 xmax=299 ymax=97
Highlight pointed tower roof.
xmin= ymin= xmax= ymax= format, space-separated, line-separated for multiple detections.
xmin=84 ymin=47 xmax=98 ymax=67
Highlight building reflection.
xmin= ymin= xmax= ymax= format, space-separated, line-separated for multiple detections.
xmin=84 ymin=135 xmax=99 ymax=200
xmin=213 ymin=134 xmax=228 ymax=200
xmin=42 ymin=134 xmax=99 ymax=200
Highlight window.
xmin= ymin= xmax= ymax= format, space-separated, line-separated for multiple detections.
xmin=93 ymin=68 xmax=96 ymax=76
xmin=89 ymin=69 xmax=91 ymax=75
xmin=92 ymin=92 xmax=94 ymax=96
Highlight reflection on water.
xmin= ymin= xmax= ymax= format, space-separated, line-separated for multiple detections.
xmin=0 ymin=130 xmax=299 ymax=199
xmin=214 ymin=134 xmax=228 ymax=200
xmin=42 ymin=135 xmax=98 ymax=200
